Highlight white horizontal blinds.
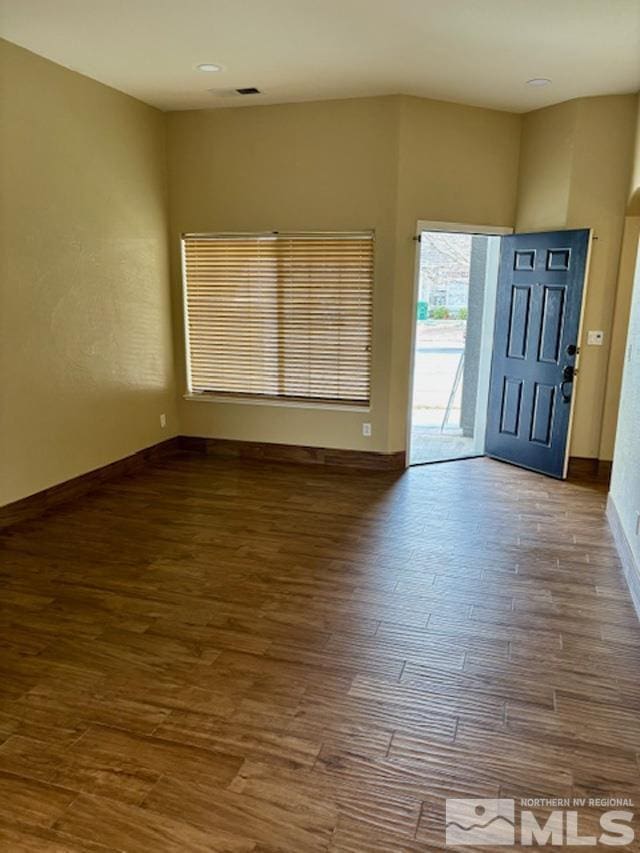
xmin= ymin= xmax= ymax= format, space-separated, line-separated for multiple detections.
xmin=183 ymin=232 xmax=373 ymax=404
xmin=277 ymin=234 xmax=372 ymax=402
xmin=184 ymin=236 xmax=280 ymax=396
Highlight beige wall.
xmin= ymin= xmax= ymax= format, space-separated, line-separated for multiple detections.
xmin=167 ymin=95 xmax=522 ymax=453
xmin=630 ymin=94 xmax=640 ymax=214
xmin=388 ymin=96 xmax=521 ymax=450
xmin=169 ymin=93 xmax=638 ymax=459
xmin=0 ymin=40 xmax=177 ymax=506
xmin=168 ymin=96 xmax=400 ymax=452
xmin=3 ymin=38 xmax=638 ymax=501
xmin=602 ymin=215 xmax=640 ymax=459
xmin=568 ymin=97 xmax=637 ymax=459
xmin=515 ymin=101 xmax=578 ymax=231
xmin=515 ymin=95 xmax=637 ymax=460
xmin=606 ymin=94 xmax=640 ymax=450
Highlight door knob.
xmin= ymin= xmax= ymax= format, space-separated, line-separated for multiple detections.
xmin=560 ymin=364 xmax=575 ymax=402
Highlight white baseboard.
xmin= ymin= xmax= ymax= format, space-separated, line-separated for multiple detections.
xmin=606 ymin=494 xmax=640 ymax=621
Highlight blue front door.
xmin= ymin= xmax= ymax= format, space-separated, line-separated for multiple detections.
xmin=485 ymin=229 xmax=590 ymax=479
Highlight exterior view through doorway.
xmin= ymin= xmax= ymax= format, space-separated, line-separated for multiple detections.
xmin=408 ymin=224 xmax=506 ymax=466
xmin=408 ymin=224 xmax=590 ymax=478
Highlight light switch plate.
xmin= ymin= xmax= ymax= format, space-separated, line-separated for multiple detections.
xmin=587 ymin=330 xmax=604 ymax=346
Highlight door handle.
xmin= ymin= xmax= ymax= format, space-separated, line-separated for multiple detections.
xmin=560 ymin=364 xmax=576 ymax=402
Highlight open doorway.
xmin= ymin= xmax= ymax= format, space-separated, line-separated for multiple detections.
xmin=408 ymin=224 xmax=506 ymax=466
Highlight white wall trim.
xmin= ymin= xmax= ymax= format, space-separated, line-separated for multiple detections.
xmin=606 ymin=493 xmax=640 ymax=622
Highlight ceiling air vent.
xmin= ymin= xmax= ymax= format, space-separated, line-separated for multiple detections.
xmin=236 ymin=87 xmax=261 ymax=95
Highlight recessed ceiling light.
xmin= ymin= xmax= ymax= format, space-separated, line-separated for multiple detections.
xmin=526 ymin=78 xmax=552 ymax=87
xmin=196 ymin=63 xmax=223 ymax=73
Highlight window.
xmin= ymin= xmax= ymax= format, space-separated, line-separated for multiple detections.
xmin=182 ymin=231 xmax=373 ymax=405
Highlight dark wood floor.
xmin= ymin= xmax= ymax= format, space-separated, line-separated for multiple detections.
xmin=0 ymin=453 xmax=639 ymax=851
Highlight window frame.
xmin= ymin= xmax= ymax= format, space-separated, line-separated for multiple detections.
xmin=180 ymin=230 xmax=375 ymax=408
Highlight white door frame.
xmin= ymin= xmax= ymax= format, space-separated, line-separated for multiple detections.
xmin=406 ymin=220 xmax=513 ymax=468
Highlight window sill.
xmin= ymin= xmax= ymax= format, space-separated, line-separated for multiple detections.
xmin=182 ymin=393 xmax=371 ymax=413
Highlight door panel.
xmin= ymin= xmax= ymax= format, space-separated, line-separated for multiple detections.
xmin=485 ymin=229 xmax=589 ymax=479
xmin=538 ymin=286 xmax=565 ymax=363
xmin=529 ymin=382 xmax=555 ymax=445
xmin=500 ymin=378 xmax=523 ymax=435
xmin=507 ymin=285 xmax=531 ymax=358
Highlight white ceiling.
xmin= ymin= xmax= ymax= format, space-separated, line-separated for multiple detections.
xmin=1 ymin=0 xmax=639 ymax=113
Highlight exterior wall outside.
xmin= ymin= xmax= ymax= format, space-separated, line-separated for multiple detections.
xmin=460 ymin=237 xmax=488 ymax=436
